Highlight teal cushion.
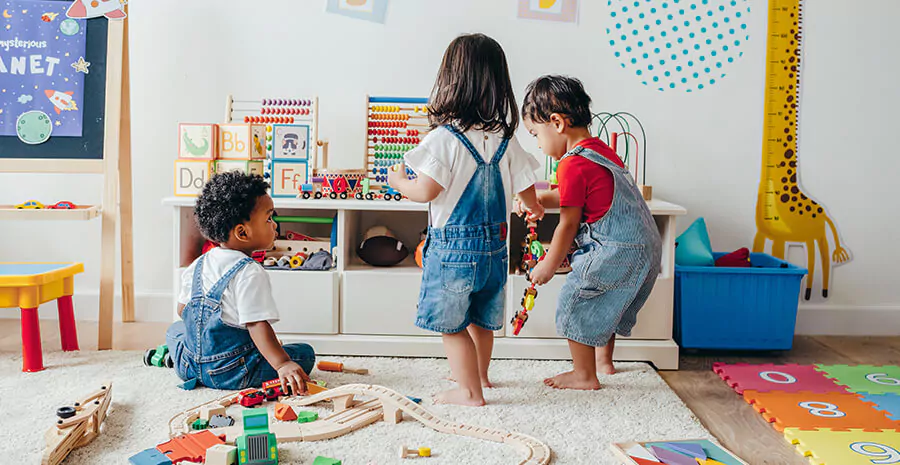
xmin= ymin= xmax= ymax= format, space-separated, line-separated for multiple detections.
xmin=675 ymin=217 xmax=714 ymax=266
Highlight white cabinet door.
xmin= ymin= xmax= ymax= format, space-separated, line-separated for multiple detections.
xmin=269 ymin=269 xmax=339 ymax=334
xmin=342 ymin=268 xmax=431 ymax=336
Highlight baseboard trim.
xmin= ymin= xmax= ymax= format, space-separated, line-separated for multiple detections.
xmin=795 ymin=305 xmax=900 ymax=335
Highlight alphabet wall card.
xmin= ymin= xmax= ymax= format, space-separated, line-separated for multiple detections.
xmin=517 ymin=0 xmax=579 ymax=24
xmin=325 ymin=0 xmax=388 ymax=24
xmin=0 ymin=1 xmax=87 ymax=138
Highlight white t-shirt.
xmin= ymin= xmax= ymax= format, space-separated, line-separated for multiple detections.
xmin=178 ymin=247 xmax=280 ymax=328
xmin=404 ymin=127 xmax=540 ymax=228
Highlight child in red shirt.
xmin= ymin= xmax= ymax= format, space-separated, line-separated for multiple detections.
xmin=517 ymin=75 xmax=661 ymax=390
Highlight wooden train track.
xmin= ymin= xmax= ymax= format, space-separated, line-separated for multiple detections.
xmin=42 ymin=382 xmax=113 ymax=465
xmin=168 ymin=383 xmax=551 ymax=465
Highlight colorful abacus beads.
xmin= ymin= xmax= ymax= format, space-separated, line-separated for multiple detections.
xmin=370 ymin=105 xmax=401 ymax=112
xmin=369 ymin=113 xmax=410 ymax=121
xmin=245 ymin=116 xmax=295 ymax=124
xmin=261 ymin=107 xmax=311 ymax=115
xmin=262 ymin=98 xmax=313 ymax=106
xmin=370 ymin=137 xmax=419 ymax=145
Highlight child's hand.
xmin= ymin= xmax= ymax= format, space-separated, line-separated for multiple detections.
xmin=529 ymin=260 xmax=555 ymax=286
xmin=276 ymin=361 xmax=310 ymax=396
xmin=526 ymin=202 xmax=545 ymax=222
xmin=387 ymin=162 xmax=407 ymax=189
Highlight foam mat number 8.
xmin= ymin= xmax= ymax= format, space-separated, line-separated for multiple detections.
xmin=759 ymin=370 xmax=797 ymax=384
xmin=850 ymin=442 xmax=900 ymax=464
xmin=799 ymin=401 xmax=846 ymax=418
xmin=867 ymin=373 xmax=900 ymax=386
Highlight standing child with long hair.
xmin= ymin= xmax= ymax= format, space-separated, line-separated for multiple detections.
xmin=388 ymin=33 xmax=543 ymax=406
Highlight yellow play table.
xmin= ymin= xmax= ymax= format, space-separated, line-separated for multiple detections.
xmin=0 ymin=263 xmax=84 ymax=372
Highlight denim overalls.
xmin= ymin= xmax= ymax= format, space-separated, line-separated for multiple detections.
xmin=166 ymin=255 xmax=315 ymax=390
xmin=556 ymin=145 xmax=662 ymax=347
xmin=415 ymin=126 xmax=509 ymax=334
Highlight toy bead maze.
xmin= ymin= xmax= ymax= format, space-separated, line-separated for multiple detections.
xmin=365 ymin=96 xmax=426 ymax=195
xmin=714 ymin=362 xmax=900 ymax=464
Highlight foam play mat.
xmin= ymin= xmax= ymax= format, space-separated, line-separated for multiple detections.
xmin=714 ymin=363 xmax=900 ymax=464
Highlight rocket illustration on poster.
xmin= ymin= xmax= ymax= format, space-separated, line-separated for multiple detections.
xmin=0 ymin=0 xmax=87 ymax=140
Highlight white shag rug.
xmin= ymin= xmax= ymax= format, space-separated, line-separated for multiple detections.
xmin=0 ymin=350 xmax=712 ymax=465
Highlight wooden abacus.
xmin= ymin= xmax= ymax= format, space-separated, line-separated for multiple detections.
xmin=365 ymin=96 xmax=430 ymax=191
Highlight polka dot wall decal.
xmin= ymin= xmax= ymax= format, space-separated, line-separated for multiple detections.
xmin=607 ymin=0 xmax=750 ymax=92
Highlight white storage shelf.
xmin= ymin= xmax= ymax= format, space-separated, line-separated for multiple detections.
xmin=164 ymin=196 xmax=685 ymax=369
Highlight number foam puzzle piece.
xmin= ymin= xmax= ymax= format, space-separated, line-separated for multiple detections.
xmin=861 ymin=393 xmax=900 ymax=421
xmin=783 ymin=428 xmax=900 ymax=465
xmin=713 ymin=363 xmax=845 ymax=394
xmin=742 ymin=390 xmax=898 ymax=432
xmin=815 ymin=365 xmax=900 ymax=396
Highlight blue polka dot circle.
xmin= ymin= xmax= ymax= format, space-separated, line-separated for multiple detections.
xmin=607 ymin=0 xmax=750 ymax=92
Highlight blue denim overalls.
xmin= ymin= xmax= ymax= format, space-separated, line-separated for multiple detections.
xmin=166 ymin=254 xmax=315 ymax=389
xmin=556 ymin=145 xmax=662 ymax=347
xmin=415 ymin=126 xmax=510 ymax=333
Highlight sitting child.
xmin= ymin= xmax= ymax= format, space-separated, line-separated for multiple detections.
xmin=166 ymin=171 xmax=315 ymax=394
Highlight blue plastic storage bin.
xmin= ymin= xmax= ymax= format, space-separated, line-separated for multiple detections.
xmin=674 ymin=253 xmax=807 ymax=350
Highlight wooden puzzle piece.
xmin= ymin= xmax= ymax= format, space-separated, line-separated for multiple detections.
xmin=625 ymin=444 xmax=660 ymax=462
xmin=862 ymin=393 xmax=900 ymax=421
xmin=642 ymin=441 xmax=747 ymax=465
xmin=816 ymin=365 xmax=900 ymax=396
xmin=713 ymin=363 xmax=844 ymax=395
xmin=784 ymin=428 xmax=900 ymax=465
xmin=743 ymin=390 xmax=898 ymax=432
xmin=664 ymin=442 xmax=706 ymax=459
xmin=650 ymin=445 xmax=697 ymax=465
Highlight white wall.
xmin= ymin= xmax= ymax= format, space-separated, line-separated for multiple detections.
xmin=1 ymin=0 xmax=898 ymax=334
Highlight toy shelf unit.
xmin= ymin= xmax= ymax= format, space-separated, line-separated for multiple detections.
xmin=364 ymin=96 xmax=429 ymax=199
xmin=170 ymin=200 xmax=340 ymax=335
xmin=165 ymin=196 xmax=686 ymax=369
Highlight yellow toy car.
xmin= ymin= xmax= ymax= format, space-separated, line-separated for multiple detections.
xmin=15 ymin=200 xmax=44 ymax=209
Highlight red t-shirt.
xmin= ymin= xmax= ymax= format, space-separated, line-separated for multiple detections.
xmin=557 ymin=137 xmax=625 ymax=224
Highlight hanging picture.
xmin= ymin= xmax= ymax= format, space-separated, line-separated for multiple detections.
xmin=517 ymin=0 xmax=579 ymax=24
xmin=325 ymin=0 xmax=388 ymax=24
xmin=0 ymin=0 xmax=86 ymax=138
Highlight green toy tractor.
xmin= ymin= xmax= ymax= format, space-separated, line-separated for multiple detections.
xmin=143 ymin=344 xmax=174 ymax=368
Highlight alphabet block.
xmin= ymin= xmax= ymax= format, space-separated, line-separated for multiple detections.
xmin=219 ymin=124 xmax=266 ymax=160
xmin=178 ymin=123 xmax=217 ymax=160
xmin=266 ymin=160 xmax=310 ymax=198
xmin=269 ymin=124 xmax=311 ymax=161
xmin=215 ymin=160 xmax=264 ymax=177
xmin=174 ymin=160 xmax=214 ymax=197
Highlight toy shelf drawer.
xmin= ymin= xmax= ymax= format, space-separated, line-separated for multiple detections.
xmin=269 ymin=269 xmax=338 ymax=334
xmin=341 ymin=262 xmax=431 ymax=336
xmin=505 ymin=274 xmax=673 ymax=340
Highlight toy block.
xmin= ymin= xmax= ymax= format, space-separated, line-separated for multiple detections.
xmin=219 ymin=123 xmax=266 ymax=160
xmin=128 ymin=448 xmax=172 ymax=465
xmin=178 ymin=123 xmax=217 ymax=160
xmin=275 ymin=403 xmax=297 ymax=421
xmin=399 ymin=445 xmax=431 ymax=458
xmin=713 ymin=363 xmax=845 ymax=395
xmin=296 ymin=411 xmax=318 ymax=423
xmin=312 ymin=457 xmax=341 ymax=465
xmin=317 ymin=361 xmax=369 ymax=375
xmin=215 ymin=159 xmax=264 ymax=177
xmin=649 ymin=446 xmax=696 ymax=465
xmin=174 ymin=160 xmax=213 ymax=197
xmin=815 ymin=364 xmax=900 ymax=395
xmin=201 ymin=405 xmax=226 ymax=421
xmin=191 ymin=418 xmax=208 ymax=430
xmin=269 ymin=123 xmax=312 ymax=161
xmin=205 ymin=444 xmax=236 ymax=465
xmin=156 ymin=430 xmax=225 ymax=463
xmin=862 ymin=393 xmax=900 ymax=421
xmin=265 ymin=160 xmax=311 ymax=198
xmin=268 ymin=239 xmax=331 ymax=259
xmin=208 ymin=414 xmax=235 ymax=429
xmin=784 ymin=428 xmax=900 ymax=465
xmin=743 ymin=390 xmax=897 ymax=432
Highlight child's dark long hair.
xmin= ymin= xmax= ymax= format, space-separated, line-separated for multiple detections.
xmin=427 ymin=33 xmax=518 ymax=139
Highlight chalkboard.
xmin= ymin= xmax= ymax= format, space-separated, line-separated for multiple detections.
xmin=0 ymin=0 xmax=108 ymax=160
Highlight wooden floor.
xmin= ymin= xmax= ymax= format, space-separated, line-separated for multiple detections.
xmin=2 ymin=320 xmax=898 ymax=464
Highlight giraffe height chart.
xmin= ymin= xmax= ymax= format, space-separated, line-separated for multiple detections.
xmin=753 ymin=0 xmax=849 ymax=300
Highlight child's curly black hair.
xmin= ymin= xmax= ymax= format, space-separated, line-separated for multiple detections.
xmin=194 ymin=171 xmax=270 ymax=244
xmin=522 ymin=75 xmax=593 ymax=128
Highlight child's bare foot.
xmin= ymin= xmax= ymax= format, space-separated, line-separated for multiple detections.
xmin=446 ymin=375 xmax=495 ymax=388
xmin=543 ymin=371 xmax=602 ymax=390
xmin=597 ymin=363 xmax=616 ymax=375
xmin=433 ymin=388 xmax=486 ymax=406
